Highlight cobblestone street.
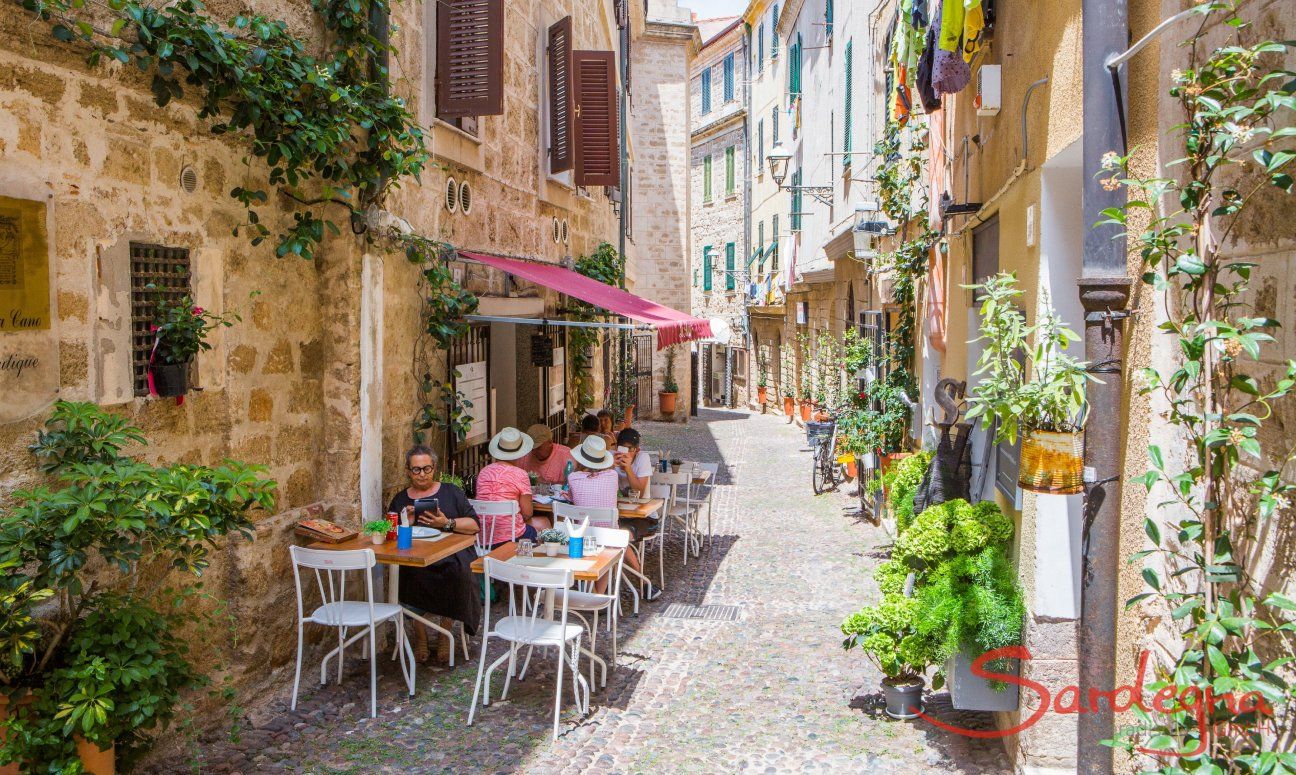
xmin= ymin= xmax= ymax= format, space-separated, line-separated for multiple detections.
xmin=149 ymin=409 xmax=1010 ymax=774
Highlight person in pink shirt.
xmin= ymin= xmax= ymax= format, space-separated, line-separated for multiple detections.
xmin=475 ymin=427 xmax=547 ymax=546
xmin=568 ymin=436 xmax=661 ymax=601
xmin=521 ymin=423 xmax=573 ymax=485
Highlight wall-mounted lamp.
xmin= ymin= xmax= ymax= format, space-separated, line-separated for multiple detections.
xmin=767 ymin=142 xmax=834 ymax=206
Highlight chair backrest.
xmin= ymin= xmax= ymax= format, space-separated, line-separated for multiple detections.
xmin=654 ymin=470 xmax=693 ymax=506
xmin=481 ymin=557 xmax=576 ymax=638
xmin=649 ymin=482 xmax=674 ymax=515
xmin=681 ymin=461 xmax=719 ymax=498
xmin=552 ymin=501 xmax=618 ymax=528
xmin=289 ymin=545 xmax=377 ymax=626
xmin=470 ymin=498 xmax=519 ymax=549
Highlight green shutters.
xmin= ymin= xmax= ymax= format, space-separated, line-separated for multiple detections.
xmin=825 ymin=0 xmax=833 ymax=37
xmin=701 ymin=69 xmax=712 ymax=114
xmin=789 ymin=34 xmax=802 ymax=97
xmin=843 ymin=40 xmax=853 ymax=169
xmin=771 ymin=214 xmax=780 ymax=272
xmin=757 ymin=119 xmax=765 ymax=172
xmin=702 ymin=245 xmax=713 ymax=292
xmin=725 ymin=243 xmax=736 ymax=290
xmin=770 ymin=5 xmax=779 ymax=60
xmin=771 ymin=106 xmax=779 ymax=144
xmin=791 ymin=170 xmax=802 ymax=232
xmin=703 ymin=154 xmax=712 ymax=202
xmin=725 ymin=146 xmax=736 ymax=194
xmin=757 ymin=22 xmax=765 ymax=70
xmin=723 ymin=53 xmax=735 ymax=102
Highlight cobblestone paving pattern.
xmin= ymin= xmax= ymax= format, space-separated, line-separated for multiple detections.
xmin=146 ymin=408 xmax=1011 ymax=774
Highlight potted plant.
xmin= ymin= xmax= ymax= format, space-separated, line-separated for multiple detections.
xmin=0 ymin=401 xmax=276 ymax=772
xmin=756 ymin=349 xmax=769 ymax=406
xmin=362 ymin=519 xmax=390 ymax=545
xmin=965 ymin=273 xmax=1092 ymax=494
xmin=669 ymin=458 xmax=683 ymax=474
xmin=841 ymin=595 xmax=930 ymax=719
xmin=537 ymin=528 xmax=567 ymax=557
xmin=782 ymin=388 xmax=795 ymax=417
xmin=147 ymin=292 xmax=239 ymax=397
xmin=757 ymin=375 xmax=769 ymax=406
xmin=798 ymin=387 xmax=813 ymax=422
xmin=658 ymin=346 xmax=679 ymax=416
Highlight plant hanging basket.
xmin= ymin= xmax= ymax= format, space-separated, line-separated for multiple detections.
xmin=150 ymin=361 xmax=189 ymax=397
xmin=1018 ymin=429 xmax=1084 ymax=495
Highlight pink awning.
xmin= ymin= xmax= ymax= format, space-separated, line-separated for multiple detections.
xmin=461 ymin=252 xmax=712 ymax=349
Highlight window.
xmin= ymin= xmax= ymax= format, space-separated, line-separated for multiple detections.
xmin=725 ymin=242 xmax=736 ymax=291
xmin=788 ymin=33 xmax=802 ymax=97
xmin=547 ymin=17 xmax=574 ymax=173
xmin=702 ymin=245 xmax=713 ymax=292
xmin=825 ymin=0 xmax=833 ymax=37
xmin=790 ymin=170 xmax=802 ymax=231
xmin=724 ymin=145 xmax=736 ymax=195
xmin=757 ymin=22 xmax=765 ymax=71
xmin=771 ymin=214 xmax=780 ymax=273
xmin=723 ymin=53 xmax=735 ymax=102
xmin=771 ymin=106 xmax=779 ymax=144
xmin=432 ymin=0 xmax=504 ymax=133
xmin=843 ymin=39 xmax=853 ymax=170
xmin=130 ymin=243 xmax=191 ymax=396
xmin=703 ymin=154 xmax=713 ymax=202
xmin=756 ymin=119 xmax=764 ymax=172
xmin=770 ymin=5 xmax=779 ymax=60
xmin=701 ymin=69 xmax=712 ymax=114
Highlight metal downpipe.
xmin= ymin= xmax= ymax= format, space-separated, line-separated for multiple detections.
xmin=1078 ymin=0 xmax=1132 ymax=770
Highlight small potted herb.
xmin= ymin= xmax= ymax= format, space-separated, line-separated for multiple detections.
xmin=537 ymin=528 xmax=567 ymax=556
xmin=658 ymin=346 xmax=679 ymax=416
xmin=148 ymin=292 xmax=240 ymax=397
xmin=362 ymin=520 xmax=390 ymax=545
xmin=669 ymin=458 xmax=683 ymax=473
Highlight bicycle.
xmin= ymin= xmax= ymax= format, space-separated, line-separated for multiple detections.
xmin=808 ymin=418 xmax=842 ymax=495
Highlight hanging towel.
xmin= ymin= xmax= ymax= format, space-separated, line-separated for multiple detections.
xmin=938 ymin=0 xmax=965 ymax=52
xmin=963 ymin=0 xmax=986 ymax=62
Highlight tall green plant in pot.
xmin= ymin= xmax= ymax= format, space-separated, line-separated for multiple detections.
xmin=0 ymin=401 xmax=276 ymax=771
xmin=658 ymin=346 xmax=679 ymax=416
xmin=965 ymin=273 xmax=1092 ymax=494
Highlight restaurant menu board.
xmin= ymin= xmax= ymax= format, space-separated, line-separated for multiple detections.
xmin=548 ymin=346 xmax=565 ymax=416
xmin=0 ymin=195 xmax=57 ymax=423
xmin=455 ymin=360 xmax=488 ymax=444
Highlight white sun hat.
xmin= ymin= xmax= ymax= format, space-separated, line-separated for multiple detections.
xmin=570 ymin=435 xmax=615 ymax=470
xmin=488 ymin=426 xmax=534 ymax=461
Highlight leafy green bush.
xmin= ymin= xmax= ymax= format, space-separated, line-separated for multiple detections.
xmin=883 ymin=451 xmax=931 ymax=525
xmin=0 ymin=401 xmax=275 ymax=770
xmin=873 ymin=559 xmax=910 ymax=596
xmin=840 ymin=594 xmax=932 ymax=680
xmin=893 ymin=488 xmax=918 ymax=533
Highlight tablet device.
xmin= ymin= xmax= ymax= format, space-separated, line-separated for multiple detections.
xmin=413 ymin=497 xmax=440 ymax=515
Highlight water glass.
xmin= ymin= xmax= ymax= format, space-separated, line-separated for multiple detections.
xmin=517 ymin=539 xmax=534 ymax=557
xmin=584 ymin=537 xmax=600 ymax=557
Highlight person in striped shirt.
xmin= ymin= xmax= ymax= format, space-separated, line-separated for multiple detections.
xmin=569 ymin=436 xmax=661 ymax=601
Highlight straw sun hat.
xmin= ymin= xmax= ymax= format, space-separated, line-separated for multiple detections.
xmin=488 ymin=427 xmax=534 ymax=461
xmin=571 ymin=435 xmax=615 ymax=470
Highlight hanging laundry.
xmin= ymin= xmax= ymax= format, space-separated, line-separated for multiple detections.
xmin=931 ymin=0 xmax=971 ymax=94
xmin=963 ymin=0 xmax=986 ymax=62
xmin=916 ymin=22 xmax=940 ymax=112
xmin=938 ymin=0 xmax=965 ymax=53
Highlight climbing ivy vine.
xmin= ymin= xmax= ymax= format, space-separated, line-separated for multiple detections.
xmin=568 ymin=243 xmax=626 ymax=417
xmin=1100 ymin=3 xmax=1296 ymax=768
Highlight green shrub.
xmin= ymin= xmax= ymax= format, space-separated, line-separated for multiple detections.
xmin=841 ymin=594 xmax=932 ymax=680
xmin=884 ymin=451 xmax=932 ymax=521
xmin=894 ymin=488 xmax=918 ymax=533
xmin=874 ymin=559 xmax=910 ymax=596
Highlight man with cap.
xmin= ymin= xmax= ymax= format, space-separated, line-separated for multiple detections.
xmin=520 ymin=423 xmax=573 ymax=486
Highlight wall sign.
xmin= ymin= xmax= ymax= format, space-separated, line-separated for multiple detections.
xmin=0 ymin=194 xmax=57 ymax=423
xmin=530 ymin=333 xmax=554 ymax=367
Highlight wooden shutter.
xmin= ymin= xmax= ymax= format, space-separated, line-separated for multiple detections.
xmin=703 ymin=246 xmax=713 ymax=292
xmin=436 ymin=0 xmax=504 ymax=118
xmin=843 ymin=40 xmax=853 ymax=168
xmin=725 ymin=243 xmax=736 ymax=290
xmin=573 ymin=51 xmax=620 ymax=187
xmin=548 ymin=17 xmax=574 ymax=173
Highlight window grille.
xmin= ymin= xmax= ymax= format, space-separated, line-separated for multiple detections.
xmin=130 ymin=242 xmax=191 ymax=396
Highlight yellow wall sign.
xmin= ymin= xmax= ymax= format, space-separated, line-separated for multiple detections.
xmin=0 ymin=195 xmax=51 ymax=332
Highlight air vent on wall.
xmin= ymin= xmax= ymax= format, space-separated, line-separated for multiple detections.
xmin=561 ymin=218 xmax=569 ymax=245
xmin=445 ymin=177 xmax=459 ymax=213
xmin=552 ymin=216 xmax=561 ymax=243
xmin=458 ymin=180 xmax=472 ymax=214
xmin=179 ymin=165 xmax=198 ymax=193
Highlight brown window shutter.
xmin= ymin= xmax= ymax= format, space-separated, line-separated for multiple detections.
xmin=436 ymin=0 xmax=504 ymax=118
xmin=573 ymin=51 xmax=620 ymax=188
xmin=548 ymin=17 xmax=574 ymax=173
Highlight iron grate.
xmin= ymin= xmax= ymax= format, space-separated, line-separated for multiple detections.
xmin=661 ymin=603 xmax=742 ymax=622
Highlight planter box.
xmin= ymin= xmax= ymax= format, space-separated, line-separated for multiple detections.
xmin=946 ymin=651 xmax=1020 ymax=712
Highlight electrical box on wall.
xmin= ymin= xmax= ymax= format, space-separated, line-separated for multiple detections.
xmin=976 ymin=65 xmax=1001 ymax=117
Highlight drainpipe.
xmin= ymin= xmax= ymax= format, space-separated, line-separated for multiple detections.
xmin=739 ymin=22 xmax=753 ymax=408
xmin=1077 ymin=0 xmax=1132 ymax=771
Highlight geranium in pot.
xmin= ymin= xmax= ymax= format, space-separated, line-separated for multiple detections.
xmin=148 ymin=291 xmax=239 ymax=397
xmin=840 ymin=595 xmax=931 ymax=719
xmin=965 ymin=273 xmax=1092 ymax=495
xmin=362 ymin=519 xmax=391 ymax=545
xmin=658 ymin=346 xmax=679 ymax=416
xmin=0 ymin=401 xmax=276 ymax=772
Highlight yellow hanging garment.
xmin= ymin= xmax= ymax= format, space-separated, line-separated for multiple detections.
xmin=963 ymin=0 xmax=985 ymax=62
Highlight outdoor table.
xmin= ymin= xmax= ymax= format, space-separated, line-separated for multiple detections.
xmin=531 ymin=497 xmax=666 ymax=520
xmin=308 ymin=532 xmax=477 ymax=665
xmin=471 ymin=542 xmax=623 ymax=678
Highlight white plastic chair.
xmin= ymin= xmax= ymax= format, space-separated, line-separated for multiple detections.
xmin=289 ymin=546 xmax=415 ymax=718
xmin=655 ymin=470 xmax=700 ymax=563
xmin=552 ymin=501 xmax=618 ymax=529
xmin=468 ymin=558 xmax=589 ymax=741
xmin=469 ymin=498 xmax=520 ymax=554
xmin=683 ymin=462 xmax=719 ymax=549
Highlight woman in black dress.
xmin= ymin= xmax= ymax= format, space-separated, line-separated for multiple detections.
xmin=388 ymin=445 xmax=482 ymax=662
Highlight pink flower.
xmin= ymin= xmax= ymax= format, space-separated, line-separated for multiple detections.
xmin=192 ymin=307 xmax=204 ymax=316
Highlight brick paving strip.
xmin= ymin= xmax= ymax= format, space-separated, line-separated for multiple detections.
xmin=145 ymin=409 xmax=1010 ymax=774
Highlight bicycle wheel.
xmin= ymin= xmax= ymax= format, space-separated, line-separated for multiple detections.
xmin=811 ymin=444 xmax=828 ymax=495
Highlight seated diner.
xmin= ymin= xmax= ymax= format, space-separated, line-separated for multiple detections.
xmin=521 ymin=423 xmax=572 ymax=485
xmin=387 ymin=445 xmax=481 ymax=662
xmin=614 ymin=427 xmax=653 ymax=498
xmin=475 ymin=427 xmax=549 ymax=546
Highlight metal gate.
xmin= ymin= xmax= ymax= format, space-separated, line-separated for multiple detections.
xmin=447 ymin=324 xmax=490 ymax=495
xmin=858 ymin=310 xmax=890 ymax=392
xmin=633 ymin=334 xmax=654 ymax=414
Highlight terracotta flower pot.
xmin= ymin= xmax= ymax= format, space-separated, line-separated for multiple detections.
xmin=844 ymin=459 xmax=858 ymax=479
xmin=757 ymin=386 xmax=768 ymax=404
xmin=798 ymin=400 xmax=813 ymax=422
xmin=1 ymin=694 xmax=113 ymax=775
xmin=813 ymin=408 xmax=831 ymax=422
xmin=783 ymin=396 xmax=795 ymax=416
xmin=1018 ymin=429 xmax=1084 ymax=494
xmin=658 ymin=391 xmax=677 ymax=414
xmin=623 ymin=404 xmax=635 ymax=427
xmin=879 ymin=452 xmax=910 ymax=476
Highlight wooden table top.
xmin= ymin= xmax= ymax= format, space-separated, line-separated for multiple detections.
xmin=470 ymin=542 xmax=620 ymax=583
xmin=531 ymin=497 xmax=665 ymax=519
xmin=308 ymin=532 xmax=476 ymax=567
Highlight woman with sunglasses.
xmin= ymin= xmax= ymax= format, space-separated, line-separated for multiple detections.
xmin=387 ymin=445 xmax=480 ymax=662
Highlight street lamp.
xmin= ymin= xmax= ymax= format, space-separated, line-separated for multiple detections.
xmin=852 ymin=200 xmax=889 ymax=261
xmin=765 ymin=142 xmax=833 ymax=206
xmin=766 ymin=142 xmax=792 ymax=186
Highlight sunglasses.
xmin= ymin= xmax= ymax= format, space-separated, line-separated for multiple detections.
xmin=408 ymin=465 xmax=436 ymax=475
